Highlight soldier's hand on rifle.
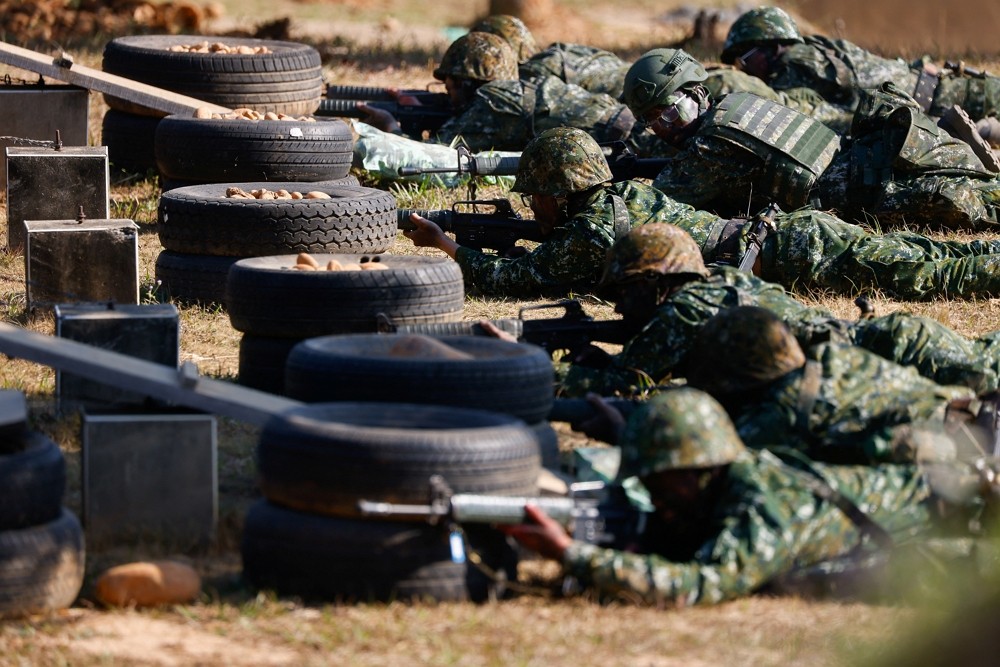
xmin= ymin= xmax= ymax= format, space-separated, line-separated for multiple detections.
xmin=500 ymin=504 xmax=573 ymax=561
xmin=356 ymin=102 xmax=403 ymax=134
xmin=403 ymin=213 xmax=459 ymax=258
xmin=570 ymin=343 xmax=614 ymax=369
xmin=479 ymin=320 xmax=518 ymax=343
xmin=571 ymin=392 xmax=627 ymax=445
xmin=387 ymin=87 xmax=423 ymax=106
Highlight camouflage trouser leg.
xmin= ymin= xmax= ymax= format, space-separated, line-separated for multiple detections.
xmin=840 ymin=230 xmax=1000 ymax=300
xmin=871 ymin=175 xmax=1000 ymax=232
xmin=762 ymin=211 xmax=1000 ymax=300
xmin=851 ymin=312 xmax=1000 ymax=394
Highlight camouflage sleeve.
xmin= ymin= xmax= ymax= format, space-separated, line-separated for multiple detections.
xmin=434 ymin=96 xmax=531 ymax=152
xmin=453 ymin=219 xmax=610 ymax=299
xmin=562 ymin=521 xmax=793 ymax=606
xmin=557 ymin=296 xmax=714 ymax=397
xmin=650 ymin=139 xmax=738 ymax=210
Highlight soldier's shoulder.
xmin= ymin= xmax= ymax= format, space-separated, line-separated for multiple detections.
xmin=476 ymin=80 xmax=529 ymax=115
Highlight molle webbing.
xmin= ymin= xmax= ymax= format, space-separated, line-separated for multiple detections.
xmin=712 ymin=93 xmax=840 ymax=206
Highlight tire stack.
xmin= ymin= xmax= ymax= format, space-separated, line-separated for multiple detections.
xmin=100 ymin=35 xmax=325 ymax=178
xmin=284 ymin=334 xmax=561 ymax=468
xmin=226 ymin=255 xmax=466 ymax=394
xmin=0 ymin=392 xmax=84 ymax=619
xmin=155 ymin=179 xmax=393 ymax=307
xmin=242 ymin=402 xmax=541 ymax=603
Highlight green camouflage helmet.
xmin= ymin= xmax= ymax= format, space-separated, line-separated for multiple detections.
xmin=471 ymin=14 xmax=539 ymax=64
xmin=511 ymin=127 xmax=613 ymax=195
xmin=600 ymin=223 xmax=710 ymax=286
xmin=617 ymin=388 xmax=746 ymax=478
xmin=721 ymin=6 xmax=804 ymax=64
xmin=687 ymin=305 xmax=807 ymax=395
xmin=621 ymin=48 xmax=708 ymax=118
xmin=433 ymin=32 xmax=519 ymax=83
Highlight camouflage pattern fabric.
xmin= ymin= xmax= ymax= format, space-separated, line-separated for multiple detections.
xmin=563 ymin=447 xmax=979 ymax=606
xmin=669 ymin=204 xmax=1000 ymax=301
xmin=519 ymin=43 xmax=632 ymax=98
xmin=435 ymin=75 xmax=665 ymax=157
xmin=720 ymin=342 xmax=976 ymax=465
xmin=703 ymin=67 xmax=854 ymax=133
xmin=454 ymin=180 xmax=678 ymax=298
xmin=770 ymin=36 xmax=1000 ymax=122
xmin=649 ymin=92 xmax=1000 ymax=230
xmin=557 ymin=265 xmax=1000 ymax=397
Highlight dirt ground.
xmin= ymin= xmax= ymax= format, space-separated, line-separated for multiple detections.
xmin=3 ymin=1 xmax=1000 ymax=665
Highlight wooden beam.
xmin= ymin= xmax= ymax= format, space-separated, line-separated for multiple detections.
xmin=0 ymin=322 xmax=302 ymax=426
xmin=0 ymin=41 xmax=231 ymax=117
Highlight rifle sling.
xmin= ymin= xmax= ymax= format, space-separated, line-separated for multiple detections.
xmin=609 ymin=195 xmax=631 ymax=242
xmin=792 ymin=466 xmax=895 ymax=550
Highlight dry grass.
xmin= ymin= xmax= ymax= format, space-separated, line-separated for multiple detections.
xmin=2 ymin=1 xmax=1000 ymax=665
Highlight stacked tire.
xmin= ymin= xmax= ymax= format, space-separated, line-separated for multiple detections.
xmin=284 ymin=334 xmax=561 ymax=468
xmin=155 ymin=180 xmax=393 ymax=307
xmin=101 ymin=35 xmax=324 ymax=177
xmin=226 ymin=255 xmax=465 ymax=394
xmin=154 ymin=115 xmax=354 ymax=189
xmin=242 ymin=402 xmax=541 ymax=602
xmin=0 ymin=396 xmax=84 ymax=618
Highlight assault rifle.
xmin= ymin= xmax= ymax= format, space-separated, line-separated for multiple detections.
xmin=396 ymin=198 xmax=543 ymax=254
xmin=943 ymin=61 xmax=988 ymax=78
xmin=397 ymin=141 xmax=669 ymax=183
xmin=316 ymin=84 xmax=453 ymax=139
xmin=358 ymin=474 xmax=647 ymax=549
xmin=737 ymin=202 xmax=782 ymax=272
xmin=376 ymin=299 xmax=633 ymax=359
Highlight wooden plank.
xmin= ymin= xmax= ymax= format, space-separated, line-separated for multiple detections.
xmin=0 ymin=322 xmax=302 ymax=426
xmin=0 ymin=41 xmax=231 ymax=117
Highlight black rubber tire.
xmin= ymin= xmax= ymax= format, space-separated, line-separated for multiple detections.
xmin=238 ymin=334 xmax=303 ymax=395
xmin=101 ymin=110 xmax=160 ymax=174
xmin=0 ymin=510 xmax=85 ymax=619
xmin=102 ymin=35 xmax=323 ymax=116
xmin=257 ymin=402 xmax=540 ymax=518
xmin=226 ymin=254 xmax=465 ymax=338
xmin=530 ymin=420 xmax=561 ymax=470
xmin=154 ymin=251 xmax=240 ymax=306
xmin=158 ymin=182 xmax=395 ymax=256
xmin=154 ymin=116 xmax=353 ymax=183
xmin=284 ymin=334 xmax=554 ymax=424
xmin=160 ymin=174 xmax=359 ymax=193
xmin=0 ymin=431 xmax=65 ymax=531
xmin=241 ymin=500 xmax=516 ymax=603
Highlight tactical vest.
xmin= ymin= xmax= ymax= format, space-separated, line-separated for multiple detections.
xmin=702 ymin=92 xmax=842 ymax=208
xmin=848 ymin=83 xmax=995 ymax=201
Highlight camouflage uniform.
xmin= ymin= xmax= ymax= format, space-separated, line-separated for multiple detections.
xmin=434 ymin=75 xmax=664 ymax=157
xmin=721 ymin=7 xmax=1000 ymax=123
xmin=702 ymin=66 xmax=854 ymax=133
xmin=520 ymin=43 xmax=632 ymax=98
xmin=647 ymin=87 xmax=1000 ymax=230
xmin=670 ymin=202 xmax=1000 ymax=301
xmin=558 ymin=259 xmax=1000 ymax=397
xmin=563 ymin=389 xmax=988 ymax=606
xmin=455 ymin=179 xmax=673 ymax=298
xmin=685 ymin=307 xmax=980 ymax=465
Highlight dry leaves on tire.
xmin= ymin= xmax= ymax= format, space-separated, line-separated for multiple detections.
xmin=290 ymin=253 xmax=388 ymax=271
